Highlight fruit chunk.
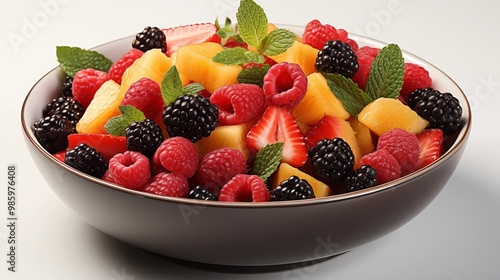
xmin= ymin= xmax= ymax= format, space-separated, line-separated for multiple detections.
xmin=120 ymin=48 xmax=172 ymax=91
xmin=218 ymin=174 xmax=270 ymax=202
xmin=162 ymin=23 xmax=221 ymax=56
xmin=415 ymin=129 xmax=444 ymax=170
xmin=68 ymin=133 xmax=127 ymax=162
xmin=195 ymin=123 xmax=251 ymax=160
xmin=291 ymin=72 xmax=350 ymax=125
xmin=269 ymin=40 xmax=319 ymax=76
xmin=76 ymin=80 xmax=121 ymax=134
xmin=175 ymin=42 xmax=242 ymax=93
xmin=273 ymin=163 xmax=332 ymax=198
xmin=357 ymin=97 xmax=429 ymax=136
xmin=348 ymin=116 xmax=374 ymax=156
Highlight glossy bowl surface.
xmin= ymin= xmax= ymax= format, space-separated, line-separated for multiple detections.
xmin=21 ymin=25 xmax=471 ymax=266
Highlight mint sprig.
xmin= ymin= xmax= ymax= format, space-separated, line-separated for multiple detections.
xmin=260 ymin=29 xmax=296 ymax=56
xmin=161 ymin=66 xmax=183 ymax=105
xmin=251 ymin=142 xmax=284 ymax=181
xmin=56 ymin=46 xmax=112 ymax=77
xmin=237 ymin=64 xmax=270 ymax=87
xmin=325 ymin=73 xmax=372 ymax=116
xmin=236 ymin=0 xmax=268 ymax=49
xmin=182 ymin=83 xmax=204 ymax=95
xmin=365 ymin=43 xmax=405 ymax=100
xmin=104 ymin=105 xmax=145 ymax=136
xmin=212 ymin=47 xmax=265 ymax=65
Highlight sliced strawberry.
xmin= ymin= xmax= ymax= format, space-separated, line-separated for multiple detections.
xmin=162 ymin=23 xmax=221 ymax=56
xmin=246 ymin=105 xmax=307 ymax=167
xmin=53 ymin=150 xmax=66 ymax=162
xmin=68 ymin=134 xmax=128 ymax=162
xmin=415 ymin=129 xmax=444 ymax=170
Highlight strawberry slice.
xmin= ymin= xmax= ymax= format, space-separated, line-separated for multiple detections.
xmin=415 ymin=129 xmax=444 ymax=170
xmin=68 ymin=134 xmax=128 ymax=162
xmin=246 ymin=105 xmax=307 ymax=167
xmin=162 ymin=23 xmax=221 ymax=56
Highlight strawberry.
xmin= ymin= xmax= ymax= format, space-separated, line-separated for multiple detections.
xmin=67 ymin=133 xmax=128 ymax=162
xmin=162 ymin=23 xmax=221 ymax=56
xmin=415 ymin=129 xmax=444 ymax=170
xmin=246 ymin=105 xmax=308 ymax=167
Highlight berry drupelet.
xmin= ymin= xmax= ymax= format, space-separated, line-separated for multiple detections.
xmin=132 ymin=26 xmax=167 ymax=53
xmin=315 ymin=40 xmax=359 ymax=78
xmin=309 ymin=138 xmax=355 ymax=182
xmin=189 ymin=185 xmax=218 ymax=201
xmin=125 ymin=119 xmax=164 ymax=158
xmin=64 ymin=143 xmax=108 ymax=179
xmin=346 ymin=165 xmax=378 ymax=192
xmin=272 ymin=175 xmax=315 ymax=201
xmin=33 ymin=114 xmax=75 ymax=154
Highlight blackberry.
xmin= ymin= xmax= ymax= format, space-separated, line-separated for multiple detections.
xmin=315 ymin=40 xmax=359 ymax=78
xmin=162 ymin=94 xmax=219 ymax=143
xmin=43 ymin=96 xmax=85 ymax=125
xmin=64 ymin=143 xmax=107 ymax=179
xmin=346 ymin=165 xmax=378 ymax=192
xmin=33 ymin=114 xmax=75 ymax=154
xmin=132 ymin=26 xmax=166 ymax=53
xmin=125 ymin=119 xmax=164 ymax=158
xmin=272 ymin=175 xmax=315 ymax=201
xmin=188 ymin=185 xmax=218 ymax=201
xmin=61 ymin=75 xmax=73 ymax=97
xmin=309 ymin=138 xmax=355 ymax=182
xmin=407 ymin=87 xmax=463 ymax=135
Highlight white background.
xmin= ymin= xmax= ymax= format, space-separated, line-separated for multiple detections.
xmin=1 ymin=0 xmax=500 ymax=279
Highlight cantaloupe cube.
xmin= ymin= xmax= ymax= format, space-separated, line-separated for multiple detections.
xmin=269 ymin=40 xmax=318 ymax=75
xmin=273 ymin=163 xmax=332 ymax=198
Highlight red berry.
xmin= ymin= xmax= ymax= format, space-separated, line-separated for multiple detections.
xmin=102 ymin=170 xmax=115 ymax=183
xmin=223 ymin=37 xmax=248 ymax=48
xmin=377 ymin=128 xmax=420 ymax=176
xmin=142 ymin=172 xmax=189 ymax=198
xmin=352 ymin=46 xmax=380 ymax=90
xmin=53 ymin=150 xmax=66 ymax=162
xmin=415 ymin=129 xmax=443 ymax=170
xmin=68 ymin=133 xmax=128 ymax=162
xmin=210 ymin=84 xmax=266 ymax=125
xmin=303 ymin=19 xmax=358 ymax=51
xmin=360 ymin=149 xmax=401 ymax=184
xmin=162 ymin=23 xmax=221 ymax=56
xmin=263 ymin=62 xmax=307 ymax=109
xmin=108 ymin=151 xmax=151 ymax=190
xmin=109 ymin=48 xmax=143 ymax=84
xmin=357 ymin=46 xmax=380 ymax=58
xmin=120 ymin=78 xmax=164 ymax=119
xmin=218 ymin=174 xmax=270 ymax=202
xmin=399 ymin=63 xmax=432 ymax=103
xmin=195 ymin=148 xmax=248 ymax=195
xmin=72 ymin=68 xmax=110 ymax=108
xmin=153 ymin=137 xmax=198 ymax=178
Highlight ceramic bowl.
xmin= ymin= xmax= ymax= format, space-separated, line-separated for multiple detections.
xmin=21 ymin=25 xmax=471 ymax=266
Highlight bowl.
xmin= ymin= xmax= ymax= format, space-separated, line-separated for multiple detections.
xmin=21 ymin=25 xmax=471 ymax=267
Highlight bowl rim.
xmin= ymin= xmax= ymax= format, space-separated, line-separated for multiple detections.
xmin=21 ymin=24 xmax=472 ymax=209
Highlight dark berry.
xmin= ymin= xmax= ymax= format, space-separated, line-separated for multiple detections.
xmin=125 ymin=119 xmax=164 ymax=158
xmin=188 ymin=185 xmax=218 ymax=201
xmin=162 ymin=94 xmax=219 ymax=143
xmin=315 ymin=40 xmax=359 ymax=78
xmin=346 ymin=165 xmax=378 ymax=192
xmin=64 ymin=143 xmax=108 ymax=179
xmin=33 ymin=114 xmax=75 ymax=154
xmin=62 ymin=76 xmax=73 ymax=97
xmin=132 ymin=26 xmax=166 ymax=53
xmin=407 ymin=87 xmax=463 ymax=135
xmin=43 ymin=96 xmax=85 ymax=125
xmin=272 ymin=175 xmax=315 ymax=201
xmin=309 ymin=138 xmax=355 ymax=182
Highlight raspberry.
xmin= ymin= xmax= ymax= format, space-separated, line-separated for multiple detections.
xmin=72 ymin=68 xmax=110 ymax=108
xmin=189 ymin=185 xmax=218 ymax=201
xmin=377 ymin=128 xmax=420 ymax=176
xmin=357 ymin=46 xmax=380 ymax=58
xmin=125 ymin=119 xmax=164 ymax=158
xmin=121 ymin=78 xmax=164 ymax=119
xmin=262 ymin=62 xmax=307 ymax=109
xmin=315 ymin=40 xmax=359 ymax=78
xmin=352 ymin=46 xmax=380 ymax=90
xmin=109 ymin=48 xmax=144 ymax=84
xmin=142 ymin=172 xmax=189 ymax=198
xmin=218 ymin=174 xmax=270 ymax=202
xmin=272 ymin=175 xmax=315 ymax=201
xmin=303 ymin=19 xmax=339 ymax=50
xmin=108 ymin=151 xmax=151 ymax=190
xmin=194 ymin=148 xmax=248 ymax=195
xmin=223 ymin=37 xmax=248 ymax=48
xmin=153 ymin=137 xmax=198 ymax=178
xmin=102 ymin=170 xmax=115 ymax=183
xmin=132 ymin=26 xmax=166 ymax=53
xmin=346 ymin=165 xmax=378 ymax=192
xmin=33 ymin=114 xmax=75 ymax=154
xmin=359 ymin=149 xmax=401 ymax=184
xmin=210 ymin=84 xmax=266 ymax=125
xmin=399 ymin=63 xmax=432 ymax=103
xmin=64 ymin=143 xmax=107 ymax=179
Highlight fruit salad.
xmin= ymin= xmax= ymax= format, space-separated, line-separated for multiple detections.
xmin=32 ymin=0 xmax=463 ymax=202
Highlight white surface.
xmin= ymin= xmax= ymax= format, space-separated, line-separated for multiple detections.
xmin=1 ymin=0 xmax=499 ymax=279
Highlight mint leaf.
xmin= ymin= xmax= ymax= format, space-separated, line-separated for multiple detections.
xmin=237 ymin=64 xmax=270 ymax=87
xmin=104 ymin=105 xmax=145 ymax=136
xmin=182 ymin=83 xmax=204 ymax=95
xmin=252 ymin=142 xmax=284 ymax=181
xmin=260 ymin=29 xmax=296 ymax=56
xmin=212 ymin=47 xmax=265 ymax=65
xmin=56 ymin=46 xmax=112 ymax=77
xmin=215 ymin=17 xmax=236 ymax=39
xmin=161 ymin=66 xmax=183 ymax=105
xmin=365 ymin=43 xmax=405 ymax=100
xmin=236 ymin=0 xmax=268 ymax=49
xmin=325 ymin=73 xmax=373 ymax=116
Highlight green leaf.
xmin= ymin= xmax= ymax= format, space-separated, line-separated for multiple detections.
xmin=237 ymin=64 xmax=270 ymax=87
xmin=161 ymin=66 xmax=183 ymax=105
xmin=215 ymin=17 xmax=236 ymax=39
xmin=56 ymin=46 xmax=113 ymax=77
xmin=182 ymin=83 xmax=204 ymax=95
xmin=365 ymin=43 xmax=405 ymax=100
xmin=260 ymin=29 xmax=296 ymax=56
xmin=236 ymin=0 xmax=268 ymax=49
xmin=252 ymin=142 xmax=284 ymax=181
xmin=325 ymin=73 xmax=373 ymax=116
xmin=212 ymin=47 xmax=265 ymax=65
xmin=104 ymin=105 xmax=145 ymax=136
